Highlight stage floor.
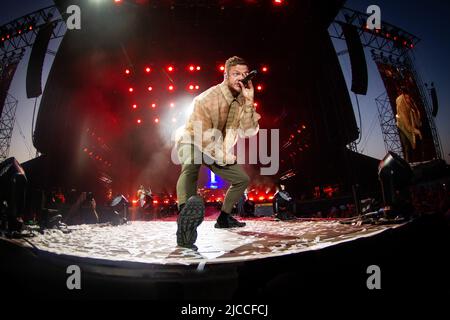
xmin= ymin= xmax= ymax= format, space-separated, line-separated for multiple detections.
xmin=4 ymin=217 xmax=405 ymax=267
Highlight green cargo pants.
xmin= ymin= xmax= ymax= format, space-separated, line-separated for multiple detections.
xmin=176 ymin=143 xmax=250 ymax=214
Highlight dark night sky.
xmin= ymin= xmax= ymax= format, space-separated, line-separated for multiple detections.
xmin=1 ymin=0 xmax=449 ymax=164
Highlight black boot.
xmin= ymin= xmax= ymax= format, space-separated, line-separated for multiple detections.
xmin=215 ymin=211 xmax=246 ymax=228
xmin=176 ymin=196 xmax=204 ymax=250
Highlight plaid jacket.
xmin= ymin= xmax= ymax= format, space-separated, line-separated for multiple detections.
xmin=177 ymin=81 xmax=261 ymax=165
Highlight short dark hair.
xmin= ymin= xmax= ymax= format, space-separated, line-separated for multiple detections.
xmin=225 ymin=56 xmax=248 ymax=73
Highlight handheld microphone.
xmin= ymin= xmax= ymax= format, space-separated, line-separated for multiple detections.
xmin=241 ymin=70 xmax=258 ymax=86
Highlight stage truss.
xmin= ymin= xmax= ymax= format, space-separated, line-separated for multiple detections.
xmin=375 ymin=92 xmax=403 ymax=158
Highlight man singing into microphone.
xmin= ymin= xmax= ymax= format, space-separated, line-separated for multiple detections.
xmin=175 ymin=56 xmax=261 ymax=249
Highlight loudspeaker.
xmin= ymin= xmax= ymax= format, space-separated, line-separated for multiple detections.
xmin=0 ymin=157 xmax=27 ymax=231
xmin=431 ymin=87 xmax=439 ymax=117
xmin=254 ymin=204 xmax=274 ymax=217
xmin=26 ymin=23 xmax=55 ymax=98
xmin=378 ymin=152 xmax=413 ymax=208
xmin=340 ymin=23 xmax=368 ymax=95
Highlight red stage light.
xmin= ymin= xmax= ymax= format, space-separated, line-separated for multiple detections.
xmin=196 ymin=66 xmax=201 ymax=71
xmin=168 ymin=85 xmax=174 ymax=91
xmin=256 ymin=85 xmax=263 ymax=91
xmin=170 ymin=102 xmax=175 ymax=108
xmin=261 ymin=66 xmax=268 ymax=72
xmin=125 ymin=69 xmax=130 ymax=75
xmin=83 ymin=148 xmax=88 ymax=152
xmin=410 ymin=43 xmax=414 ymax=49
xmin=154 ymin=118 xmax=159 ymax=123
xmin=128 ymin=87 xmax=134 ymax=93
xmin=189 ymin=85 xmax=194 ymax=90
xmin=132 ymin=104 xmax=137 ymax=109
xmin=145 ymin=67 xmax=151 ymax=73
xmin=137 ymin=119 xmax=142 ymax=124
xmin=219 ymin=65 xmax=225 ymax=71
xmin=148 ymin=86 xmax=153 ymax=91
xmin=189 ymin=65 xmax=195 ymax=71
xmin=114 ymin=0 xmax=122 ymax=3
xmin=167 ymin=66 xmax=174 ymax=72
xmin=259 ymin=196 xmax=265 ymax=201
xmin=195 ymin=85 xmax=199 ymax=90
xmin=151 ymin=103 xmax=156 ymax=108
xmin=254 ymin=102 xmax=258 ymax=107
xmin=29 ymin=26 xmax=33 ymax=30
xmin=153 ymin=200 xmax=159 ymax=204
xmin=273 ymin=0 xmax=284 ymax=5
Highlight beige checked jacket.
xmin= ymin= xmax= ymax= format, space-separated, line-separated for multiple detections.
xmin=176 ymin=81 xmax=261 ymax=165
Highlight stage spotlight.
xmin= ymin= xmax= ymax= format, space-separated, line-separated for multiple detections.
xmin=128 ymin=87 xmax=134 ymax=93
xmin=151 ymin=103 xmax=156 ymax=108
xmin=261 ymin=66 xmax=268 ymax=72
xmin=167 ymin=65 xmax=174 ymax=72
xmin=132 ymin=104 xmax=137 ymax=109
xmin=145 ymin=66 xmax=151 ymax=73
xmin=273 ymin=0 xmax=284 ymax=5
xmin=137 ymin=119 xmax=142 ymax=124
xmin=378 ymin=151 xmax=414 ymax=217
xmin=125 ymin=69 xmax=130 ymax=75
xmin=195 ymin=85 xmax=199 ymax=90
xmin=170 ymin=102 xmax=175 ymax=108
xmin=148 ymin=86 xmax=153 ymax=91
xmin=196 ymin=66 xmax=201 ymax=71
xmin=168 ymin=85 xmax=174 ymax=91
xmin=219 ymin=65 xmax=225 ymax=71
xmin=256 ymin=85 xmax=263 ymax=91
xmin=189 ymin=65 xmax=195 ymax=71
xmin=110 ymin=195 xmax=128 ymax=225
xmin=189 ymin=84 xmax=194 ymax=90
xmin=254 ymin=102 xmax=258 ymax=108
xmin=154 ymin=118 xmax=159 ymax=123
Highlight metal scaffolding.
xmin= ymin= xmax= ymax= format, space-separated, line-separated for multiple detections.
xmin=375 ymin=92 xmax=403 ymax=158
xmin=330 ymin=7 xmax=420 ymax=57
xmin=0 ymin=6 xmax=66 ymax=161
xmin=372 ymin=50 xmax=443 ymax=160
xmin=0 ymin=93 xmax=18 ymax=161
xmin=0 ymin=6 xmax=65 ymax=55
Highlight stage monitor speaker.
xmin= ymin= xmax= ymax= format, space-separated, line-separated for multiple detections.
xmin=378 ymin=151 xmax=413 ymax=208
xmin=254 ymin=203 xmax=274 ymax=217
xmin=340 ymin=23 xmax=368 ymax=95
xmin=431 ymin=87 xmax=439 ymax=117
xmin=26 ymin=23 xmax=55 ymax=98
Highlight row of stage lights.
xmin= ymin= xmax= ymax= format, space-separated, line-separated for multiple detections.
xmin=124 ymin=64 xmax=268 ymax=94
xmin=113 ymin=0 xmax=286 ymax=7
xmin=130 ymin=99 xmax=260 ymax=125
xmin=363 ymin=25 xmax=415 ymax=49
xmin=124 ymin=64 xmax=269 ymax=75
xmin=0 ymin=23 xmax=35 ymax=42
